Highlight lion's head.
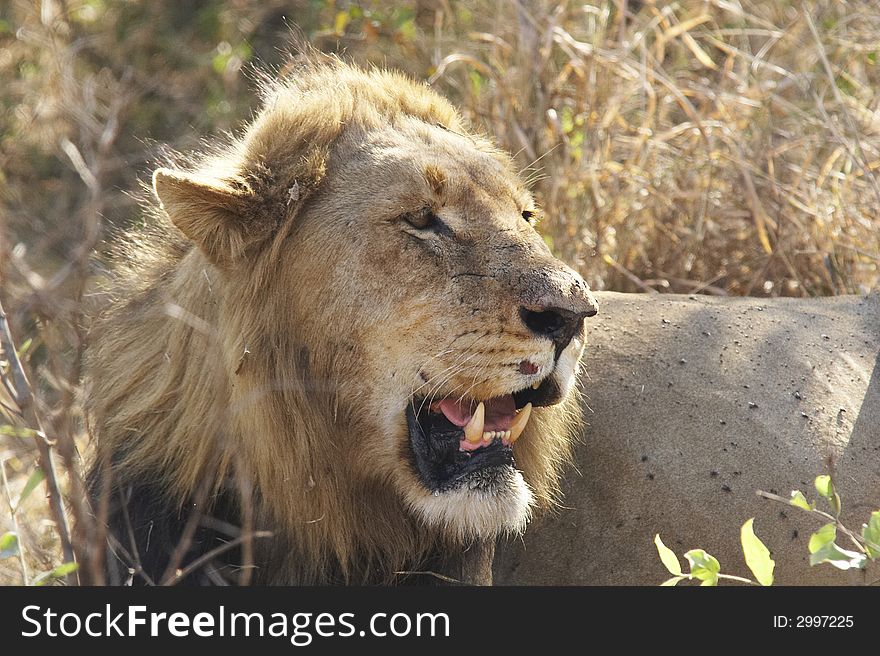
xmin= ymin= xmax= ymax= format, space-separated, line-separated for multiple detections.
xmin=87 ymin=56 xmax=597 ymax=583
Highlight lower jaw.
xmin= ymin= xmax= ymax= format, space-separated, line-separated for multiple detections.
xmin=405 ymin=373 xmax=562 ymax=496
xmin=406 ymin=403 xmax=518 ymax=494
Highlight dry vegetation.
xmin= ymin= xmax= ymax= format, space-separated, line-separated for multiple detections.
xmin=1 ymin=0 xmax=879 ymax=584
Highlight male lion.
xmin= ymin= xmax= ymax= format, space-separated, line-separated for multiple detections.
xmin=84 ymin=56 xmax=597 ymax=585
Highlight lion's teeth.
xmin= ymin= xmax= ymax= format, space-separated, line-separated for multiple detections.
xmin=463 ymin=403 xmax=530 ymax=447
xmin=508 ymin=403 xmax=532 ymax=443
xmin=464 ymin=401 xmax=485 ymax=444
xmin=531 ymin=380 xmax=541 ymax=390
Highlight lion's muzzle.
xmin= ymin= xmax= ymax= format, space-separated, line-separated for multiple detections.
xmin=505 ymin=251 xmax=598 ymax=357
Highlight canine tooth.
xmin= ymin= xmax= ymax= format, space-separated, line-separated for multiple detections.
xmin=508 ymin=403 xmax=532 ymax=443
xmin=464 ymin=402 xmax=485 ymax=444
xmin=503 ymin=430 xmax=511 ymax=441
xmin=531 ymin=380 xmax=541 ymax=390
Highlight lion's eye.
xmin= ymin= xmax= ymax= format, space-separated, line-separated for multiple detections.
xmin=403 ymin=208 xmax=440 ymax=231
xmin=522 ymin=210 xmax=535 ymax=225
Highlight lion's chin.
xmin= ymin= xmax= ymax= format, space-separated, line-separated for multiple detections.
xmin=405 ymin=467 xmax=534 ymax=539
xmin=400 ymin=337 xmax=584 ymax=538
xmin=402 ymin=387 xmax=544 ymax=539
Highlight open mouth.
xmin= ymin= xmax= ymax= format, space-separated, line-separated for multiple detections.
xmin=406 ymin=376 xmax=562 ymax=493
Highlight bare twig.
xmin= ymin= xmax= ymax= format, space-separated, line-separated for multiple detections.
xmin=1 ymin=459 xmax=29 ymax=584
xmin=116 ymin=485 xmax=149 ymax=584
xmin=234 ymin=462 xmax=255 ymax=586
xmin=603 ymin=254 xmax=659 ymax=293
xmin=394 ymin=570 xmax=461 ymax=584
xmin=159 ymin=474 xmax=213 ymax=585
xmin=0 ymin=300 xmax=76 ymax=579
xmin=164 ymin=530 xmax=273 ymax=586
xmin=105 ymin=531 xmax=156 ymax=586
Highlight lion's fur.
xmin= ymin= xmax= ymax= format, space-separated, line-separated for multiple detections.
xmin=85 ymin=55 xmax=588 ymax=584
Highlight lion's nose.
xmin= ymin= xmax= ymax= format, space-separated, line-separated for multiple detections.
xmin=519 ymin=297 xmax=596 ymax=354
xmin=509 ymin=257 xmax=598 ymax=353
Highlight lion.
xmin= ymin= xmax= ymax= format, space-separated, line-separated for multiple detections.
xmin=495 ymin=291 xmax=880 ymax=585
xmin=83 ymin=55 xmax=598 ymax=585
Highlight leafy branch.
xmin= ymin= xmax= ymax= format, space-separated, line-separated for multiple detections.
xmin=655 ymin=475 xmax=880 ymax=586
xmin=758 ymin=475 xmax=879 ymax=572
xmin=655 ymin=518 xmax=774 ymax=587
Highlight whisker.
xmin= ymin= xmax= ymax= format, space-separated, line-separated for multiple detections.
xmin=418 ymin=349 xmax=483 ymax=417
xmin=408 ymin=333 xmax=485 ymax=401
xmin=407 ymin=346 xmax=460 ymax=401
xmin=518 ymin=143 xmax=560 ymax=177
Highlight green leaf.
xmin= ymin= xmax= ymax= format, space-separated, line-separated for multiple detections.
xmin=830 ymin=493 xmax=842 ymax=517
xmin=32 ymin=562 xmax=78 ymax=586
xmin=861 ymin=511 xmax=880 ymax=560
xmin=654 ymin=534 xmax=682 ymax=576
xmin=31 ymin=572 xmax=51 ymax=586
xmin=0 ymin=532 xmax=19 ymax=559
xmin=809 ymin=542 xmax=867 ymax=570
xmin=815 ymin=475 xmax=834 ymax=499
xmin=333 ymin=10 xmax=350 ymax=35
xmin=51 ymin=562 xmax=78 ymax=577
xmin=396 ymin=18 xmax=416 ymax=41
xmin=684 ymin=549 xmax=720 ymax=586
xmin=0 ymin=424 xmax=38 ymax=439
xmin=560 ymin=106 xmax=574 ymax=133
xmin=16 ymin=467 xmax=44 ymax=510
xmin=17 ymin=337 xmax=32 ymax=358
xmin=808 ymin=523 xmax=837 ymax=554
xmin=789 ymin=490 xmax=813 ymax=511
xmin=740 ymin=518 xmax=775 ymax=586
xmin=661 ymin=576 xmax=686 ymax=586
xmin=468 ymin=69 xmax=484 ymax=95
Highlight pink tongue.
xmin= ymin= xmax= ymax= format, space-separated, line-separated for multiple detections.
xmin=438 ymin=395 xmax=518 ymax=431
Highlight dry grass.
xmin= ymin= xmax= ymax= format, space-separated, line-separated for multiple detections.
xmin=1 ymin=0 xmax=879 ymax=584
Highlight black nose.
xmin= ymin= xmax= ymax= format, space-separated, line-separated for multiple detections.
xmin=519 ymin=305 xmax=591 ymax=355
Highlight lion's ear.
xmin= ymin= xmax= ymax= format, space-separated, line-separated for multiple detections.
xmin=152 ymin=168 xmax=266 ymax=269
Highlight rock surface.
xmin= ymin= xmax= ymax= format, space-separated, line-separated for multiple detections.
xmin=496 ymin=292 xmax=880 ymax=585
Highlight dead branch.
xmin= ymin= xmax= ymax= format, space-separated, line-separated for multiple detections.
xmin=0 ymin=299 xmax=76 ymax=580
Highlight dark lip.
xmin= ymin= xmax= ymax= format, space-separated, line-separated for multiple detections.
xmin=406 ymin=402 xmax=513 ymax=493
xmin=405 ymin=376 xmax=561 ymax=493
xmin=512 ymin=374 xmax=565 ymax=408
